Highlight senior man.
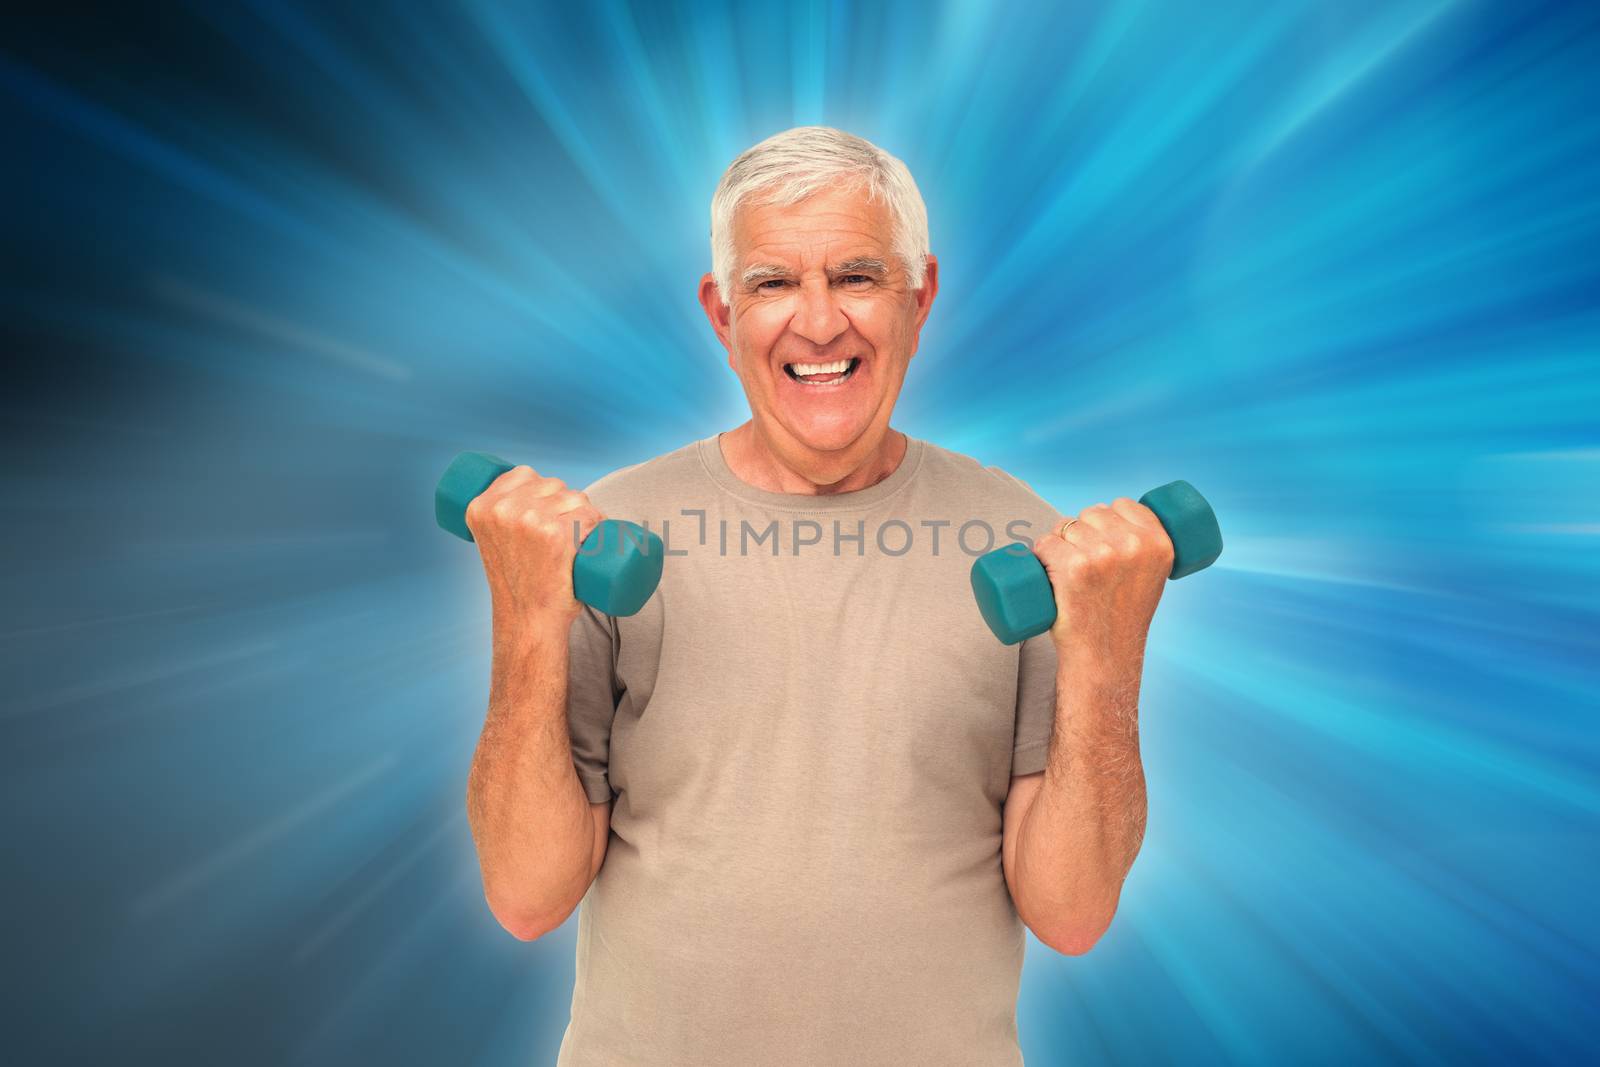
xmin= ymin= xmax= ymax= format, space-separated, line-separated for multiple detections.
xmin=463 ymin=127 xmax=1174 ymax=1065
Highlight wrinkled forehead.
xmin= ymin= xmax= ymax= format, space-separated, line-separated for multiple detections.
xmin=730 ymin=180 xmax=894 ymax=263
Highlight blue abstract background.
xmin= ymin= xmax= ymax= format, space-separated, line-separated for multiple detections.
xmin=4 ymin=1 xmax=1596 ymax=1063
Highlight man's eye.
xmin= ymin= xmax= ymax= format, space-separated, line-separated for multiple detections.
xmin=840 ymin=274 xmax=873 ymax=287
xmin=757 ymin=279 xmax=790 ymax=290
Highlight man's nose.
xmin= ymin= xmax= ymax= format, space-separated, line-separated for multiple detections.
xmin=789 ymin=279 xmax=849 ymax=346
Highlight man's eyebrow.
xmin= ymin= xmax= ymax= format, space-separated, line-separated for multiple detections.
xmin=832 ymin=257 xmax=889 ymax=277
xmin=740 ymin=264 xmax=793 ymax=286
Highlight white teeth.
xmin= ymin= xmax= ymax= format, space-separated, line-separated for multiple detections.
xmin=791 ymin=359 xmax=850 ymax=376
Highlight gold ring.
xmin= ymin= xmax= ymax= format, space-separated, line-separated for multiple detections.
xmin=1058 ymin=518 xmax=1080 ymax=538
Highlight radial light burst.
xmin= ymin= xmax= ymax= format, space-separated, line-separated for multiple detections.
xmin=3 ymin=2 xmax=1596 ymax=1064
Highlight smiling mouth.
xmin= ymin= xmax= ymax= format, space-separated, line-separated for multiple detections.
xmin=784 ymin=357 xmax=861 ymax=385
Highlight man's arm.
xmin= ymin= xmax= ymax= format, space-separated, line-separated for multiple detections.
xmin=1002 ymin=496 xmax=1171 ymax=955
xmin=459 ymin=465 xmax=613 ymax=942
xmin=467 ymin=619 xmax=610 ymax=941
xmin=1002 ymin=657 xmax=1146 ymax=955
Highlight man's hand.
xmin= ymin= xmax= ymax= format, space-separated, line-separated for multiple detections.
xmin=1031 ymin=498 xmax=1175 ymax=666
xmin=464 ymin=467 xmax=605 ymax=633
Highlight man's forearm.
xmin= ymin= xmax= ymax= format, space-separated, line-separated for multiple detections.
xmin=1012 ymin=651 xmax=1148 ymax=952
xmin=466 ymin=616 xmax=597 ymax=939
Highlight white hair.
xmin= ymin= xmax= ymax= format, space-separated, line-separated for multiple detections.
xmin=709 ymin=126 xmax=930 ymax=303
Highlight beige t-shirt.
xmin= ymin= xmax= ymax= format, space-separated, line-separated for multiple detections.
xmin=557 ymin=432 xmax=1062 ymax=1067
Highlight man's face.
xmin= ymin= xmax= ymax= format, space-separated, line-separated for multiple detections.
xmin=699 ymin=180 xmax=938 ymax=481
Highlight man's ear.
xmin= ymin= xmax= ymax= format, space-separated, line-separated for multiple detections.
xmin=908 ymin=254 xmax=939 ymax=357
xmin=698 ymin=273 xmax=733 ymax=356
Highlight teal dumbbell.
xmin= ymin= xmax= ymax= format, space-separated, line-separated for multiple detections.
xmin=970 ymin=480 xmax=1222 ymax=645
xmin=436 ymin=451 xmax=664 ymax=617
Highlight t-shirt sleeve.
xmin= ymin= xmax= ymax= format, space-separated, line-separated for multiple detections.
xmin=567 ymin=603 xmax=621 ymax=804
xmin=982 ymin=464 xmax=1062 ymax=777
xmin=1011 ymin=614 xmax=1059 ymax=778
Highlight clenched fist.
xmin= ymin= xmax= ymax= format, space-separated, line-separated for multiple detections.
xmin=1032 ymin=498 xmax=1176 ymax=665
xmin=464 ymin=466 xmax=605 ymax=631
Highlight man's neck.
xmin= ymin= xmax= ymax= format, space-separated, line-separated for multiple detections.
xmin=718 ymin=421 xmax=907 ymax=496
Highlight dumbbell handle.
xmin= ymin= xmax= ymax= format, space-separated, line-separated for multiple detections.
xmin=970 ymin=480 xmax=1222 ymax=645
xmin=435 ymin=451 xmax=663 ymax=617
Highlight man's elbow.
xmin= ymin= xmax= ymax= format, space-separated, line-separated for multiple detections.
xmin=1029 ymin=907 xmax=1117 ymax=957
xmin=496 ymin=912 xmax=558 ymax=943
xmin=485 ymin=890 xmax=575 ymax=943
